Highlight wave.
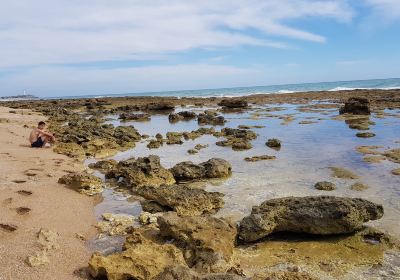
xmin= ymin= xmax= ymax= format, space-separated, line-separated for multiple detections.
xmin=328 ymin=86 xmax=400 ymax=92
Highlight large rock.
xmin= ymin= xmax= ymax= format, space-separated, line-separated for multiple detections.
xmin=58 ymin=172 xmax=103 ymax=196
xmin=169 ymin=111 xmax=197 ymax=123
xmin=238 ymin=196 xmax=384 ymax=242
xmin=158 ymin=212 xmax=237 ymax=273
xmin=198 ymin=111 xmax=226 ymax=126
xmin=218 ymin=99 xmax=248 ymax=108
xmin=136 ymin=184 xmax=224 ymax=216
xmin=339 ymin=97 xmax=371 ymax=115
xmin=53 ymin=142 xmax=85 ymax=160
xmin=88 ymin=232 xmax=187 ymax=280
xmin=107 ymin=155 xmax=175 ymax=189
xmin=170 ymin=158 xmax=232 ymax=182
xmin=155 ymin=265 xmax=244 ymax=280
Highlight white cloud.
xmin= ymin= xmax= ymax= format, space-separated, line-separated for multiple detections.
xmin=0 ymin=0 xmax=354 ymax=68
xmin=364 ymin=0 xmax=400 ymax=20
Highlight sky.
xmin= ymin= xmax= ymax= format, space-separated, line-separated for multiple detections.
xmin=0 ymin=0 xmax=400 ymax=97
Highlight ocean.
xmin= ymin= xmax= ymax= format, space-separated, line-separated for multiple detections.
xmin=1 ymin=78 xmax=400 ymax=101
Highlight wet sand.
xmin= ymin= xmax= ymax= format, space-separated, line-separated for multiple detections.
xmin=0 ymin=107 xmax=96 ymax=280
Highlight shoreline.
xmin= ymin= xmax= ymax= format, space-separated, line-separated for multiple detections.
xmin=0 ymin=106 xmax=97 ymax=280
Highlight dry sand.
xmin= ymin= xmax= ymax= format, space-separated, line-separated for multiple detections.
xmin=0 ymin=106 xmax=96 ymax=280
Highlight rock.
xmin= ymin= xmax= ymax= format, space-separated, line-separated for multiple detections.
xmin=198 ymin=112 xmax=226 ymax=126
xmin=88 ymin=232 xmax=187 ymax=280
xmin=113 ymin=126 xmax=142 ymax=148
xmin=141 ymin=200 xmax=170 ymax=213
xmin=339 ymin=97 xmax=371 ymax=115
xmin=218 ymin=99 xmax=248 ymax=108
xmin=170 ymin=158 xmax=232 ymax=182
xmin=266 ymin=138 xmax=281 ymax=149
xmin=169 ymin=111 xmax=197 ymax=123
xmin=216 ymin=128 xmax=257 ymax=151
xmin=83 ymin=138 xmax=119 ymax=158
xmin=146 ymin=102 xmax=175 ymax=111
xmin=350 ymin=182 xmax=369 ymax=191
xmin=356 ymin=132 xmax=376 ymax=138
xmin=158 ymin=212 xmax=237 ymax=273
xmin=329 ymin=167 xmax=359 ymax=179
xmin=26 ymin=251 xmax=49 ymax=267
xmin=147 ymin=139 xmax=162 ymax=149
xmin=252 ymin=271 xmax=318 ymax=280
xmin=392 ymin=168 xmax=400 ymax=175
xmin=37 ymin=228 xmax=59 ymax=250
xmin=136 ymin=184 xmax=224 ymax=216
xmin=188 ymin=149 xmax=199 ymax=154
xmin=194 ymin=144 xmax=208 ymax=150
xmin=383 ymin=149 xmax=400 ymax=163
xmin=155 ymin=265 xmax=244 ymax=280
xmin=314 ymin=181 xmax=336 ymax=191
xmin=96 ymin=213 xmax=135 ymax=236
xmin=108 ymin=155 xmax=176 ymax=189
xmin=88 ymin=159 xmax=117 ymax=173
xmin=58 ymin=172 xmax=103 ymax=196
xmin=244 ymin=155 xmax=276 ymax=162
xmin=166 ymin=132 xmax=184 ymax=145
xmin=238 ymin=196 xmax=384 ymax=242
xmin=119 ymin=113 xmax=151 ymax=121
xmin=139 ymin=212 xmax=160 ymax=225
xmin=53 ymin=142 xmax=85 ymax=160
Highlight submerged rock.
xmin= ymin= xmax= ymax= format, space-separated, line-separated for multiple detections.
xmin=88 ymin=232 xmax=186 ymax=280
xmin=107 ymin=155 xmax=176 ymax=189
xmin=339 ymin=97 xmax=371 ymax=115
xmin=170 ymin=158 xmax=232 ymax=182
xmin=329 ymin=166 xmax=359 ymax=179
xmin=266 ymin=138 xmax=281 ymax=149
xmin=218 ymin=99 xmax=248 ymax=108
xmin=238 ymin=196 xmax=384 ymax=242
xmin=350 ymin=182 xmax=369 ymax=191
xmin=136 ymin=184 xmax=224 ymax=216
xmin=58 ymin=172 xmax=103 ymax=195
xmin=244 ymin=155 xmax=276 ymax=162
xmin=158 ymin=212 xmax=237 ymax=273
xmin=314 ymin=181 xmax=336 ymax=191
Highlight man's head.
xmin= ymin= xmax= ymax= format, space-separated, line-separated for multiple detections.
xmin=38 ymin=121 xmax=46 ymax=129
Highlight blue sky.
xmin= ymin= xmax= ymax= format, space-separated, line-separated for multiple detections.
xmin=0 ymin=0 xmax=399 ymax=97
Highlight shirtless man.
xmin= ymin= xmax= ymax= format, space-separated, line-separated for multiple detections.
xmin=29 ymin=121 xmax=56 ymax=148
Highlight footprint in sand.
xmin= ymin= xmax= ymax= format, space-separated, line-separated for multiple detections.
xmin=2 ymin=197 xmax=13 ymax=205
xmin=16 ymin=190 xmax=33 ymax=196
xmin=0 ymin=223 xmax=18 ymax=232
xmin=15 ymin=207 xmax=31 ymax=215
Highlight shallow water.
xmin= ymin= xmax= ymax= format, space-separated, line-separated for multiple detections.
xmin=86 ymin=102 xmax=400 ymax=277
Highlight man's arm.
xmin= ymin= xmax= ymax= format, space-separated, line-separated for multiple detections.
xmin=38 ymin=129 xmax=55 ymax=139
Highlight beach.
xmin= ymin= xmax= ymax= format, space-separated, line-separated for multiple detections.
xmin=1 ymin=88 xmax=400 ymax=279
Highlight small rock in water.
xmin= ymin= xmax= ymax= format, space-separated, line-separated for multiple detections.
xmin=314 ymin=181 xmax=336 ymax=191
xmin=187 ymin=149 xmax=198 ymax=154
xmin=350 ymin=182 xmax=369 ymax=191
xmin=244 ymin=155 xmax=276 ymax=162
xmin=356 ymin=132 xmax=376 ymax=138
xmin=266 ymin=138 xmax=281 ymax=149
xmin=391 ymin=168 xmax=400 ymax=176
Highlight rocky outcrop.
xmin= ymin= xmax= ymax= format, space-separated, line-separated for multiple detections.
xmin=158 ymin=213 xmax=236 ymax=273
xmin=170 ymin=158 xmax=232 ymax=182
xmin=88 ymin=231 xmax=187 ymax=280
xmin=238 ymin=196 xmax=384 ymax=242
xmin=169 ymin=111 xmax=197 ymax=123
xmin=218 ymin=99 xmax=248 ymax=109
xmin=339 ymin=97 xmax=371 ymax=115
xmin=58 ymin=172 xmax=103 ymax=196
xmin=53 ymin=142 xmax=85 ymax=160
xmin=136 ymin=184 xmax=225 ymax=216
xmin=198 ymin=111 xmax=226 ymax=126
xmin=88 ymin=159 xmax=118 ymax=173
xmin=155 ymin=266 xmax=244 ymax=280
xmin=119 ymin=113 xmax=151 ymax=121
xmin=106 ymin=155 xmax=175 ymax=189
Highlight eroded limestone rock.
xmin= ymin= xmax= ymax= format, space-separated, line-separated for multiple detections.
xmin=58 ymin=172 xmax=103 ymax=195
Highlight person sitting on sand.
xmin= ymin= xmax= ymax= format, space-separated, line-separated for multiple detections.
xmin=29 ymin=121 xmax=56 ymax=148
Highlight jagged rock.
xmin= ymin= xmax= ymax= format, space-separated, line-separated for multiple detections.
xmin=119 ymin=113 xmax=151 ymax=121
xmin=82 ymin=138 xmax=119 ymax=158
xmin=136 ymin=184 xmax=224 ymax=216
xmin=198 ymin=111 xmax=226 ymax=126
xmin=147 ymin=139 xmax=162 ymax=149
xmin=96 ymin=213 xmax=135 ymax=236
xmin=266 ymin=138 xmax=281 ymax=149
xmin=244 ymin=155 xmax=276 ymax=162
xmin=170 ymin=158 xmax=232 ymax=182
xmin=155 ymin=265 xmax=244 ymax=280
xmin=339 ymin=97 xmax=371 ymax=115
xmin=166 ymin=132 xmax=184 ymax=145
xmin=113 ymin=126 xmax=142 ymax=148
xmin=107 ymin=155 xmax=175 ymax=189
xmin=218 ymin=99 xmax=248 ymax=108
xmin=158 ymin=212 xmax=237 ymax=273
xmin=88 ymin=159 xmax=118 ymax=173
xmin=58 ymin=172 xmax=103 ymax=196
xmin=314 ymin=181 xmax=336 ymax=191
xmin=238 ymin=196 xmax=384 ymax=242
xmin=169 ymin=111 xmax=197 ymax=123
xmin=53 ymin=142 xmax=85 ymax=160
xmin=88 ymin=232 xmax=187 ymax=280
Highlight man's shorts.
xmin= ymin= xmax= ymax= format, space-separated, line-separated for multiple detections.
xmin=31 ymin=137 xmax=44 ymax=148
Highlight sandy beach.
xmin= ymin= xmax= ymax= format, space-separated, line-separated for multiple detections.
xmin=0 ymin=106 xmax=96 ymax=280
